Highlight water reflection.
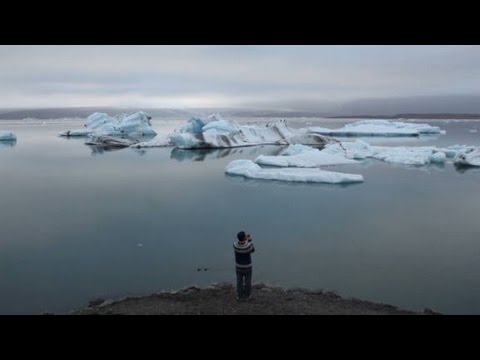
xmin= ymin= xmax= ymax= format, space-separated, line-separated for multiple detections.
xmin=58 ymin=136 xmax=86 ymax=142
xmin=88 ymin=145 xmax=126 ymax=155
xmin=4 ymin=119 xmax=480 ymax=315
xmin=454 ymin=163 xmax=480 ymax=174
xmin=384 ymin=161 xmax=447 ymax=171
xmin=88 ymin=145 xmax=147 ymax=156
xmin=132 ymin=148 xmax=147 ymax=156
xmin=170 ymin=145 xmax=285 ymax=162
xmin=58 ymin=135 xmax=126 ymax=156
xmin=0 ymin=140 xmax=16 ymax=148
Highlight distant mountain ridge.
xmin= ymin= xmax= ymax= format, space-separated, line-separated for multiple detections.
xmin=329 ymin=113 xmax=480 ymax=119
xmin=0 ymin=107 xmax=328 ymax=120
xmin=2 ymin=107 xmax=480 ymax=120
xmin=0 ymin=108 xmax=196 ymax=120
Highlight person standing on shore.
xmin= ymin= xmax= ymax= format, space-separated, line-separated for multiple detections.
xmin=233 ymin=231 xmax=255 ymax=300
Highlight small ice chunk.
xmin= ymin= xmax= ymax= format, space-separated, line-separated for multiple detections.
xmin=59 ymin=129 xmax=93 ymax=137
xmin=0 ymin=131 xmax=17 ymax=141
xmin=372 ymin=147 xmax=440 ymax=165
xmin=429 ymin=152 xmax=447 ymax=163
xmin=455 ymin=149 xmax=480 ymax=167
xmin=436 ymin=145 xmax=476 ymax=158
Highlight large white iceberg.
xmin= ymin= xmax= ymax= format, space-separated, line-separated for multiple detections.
xmin=324 ymin=141 xmax=442 ymax=165
xmin=255 ymin=140 xmax=475 ymax=168
xmin=0 ymin=131 xmax=17 ymax=141
xmin=326 ymin=140 xmax=480 ymax=166
xmin=225 ymin=159 xmax=364 ymax=184
xmin=60 ymin=112 xmax=157 ymax=138
xmin=323 ymin=140 xmax=452 ymax=166
xmin=165 ymin=114 xmax=332 ymax=149
xmin=256 ymin=144 xmax=359 ymax=167
xmin=308 ymin=120 xmax=445 ymax=137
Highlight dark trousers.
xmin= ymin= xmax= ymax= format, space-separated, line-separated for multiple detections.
xmin=236 ymin=268 xmax=252 ymax=299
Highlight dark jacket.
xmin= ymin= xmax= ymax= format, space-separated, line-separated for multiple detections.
xmin=233 ymin=240 xmax=255 ymax=269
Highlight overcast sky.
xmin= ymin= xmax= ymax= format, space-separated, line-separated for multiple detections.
xmin=1 ymin=45 xmax=480 ymax=111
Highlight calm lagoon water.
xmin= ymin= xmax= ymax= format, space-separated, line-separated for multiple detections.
xmin=1 ymin=117 xmax=480 ymax=314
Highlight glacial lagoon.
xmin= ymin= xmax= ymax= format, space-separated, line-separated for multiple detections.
xmin=1 ymin=117 xmax=480 ymax=314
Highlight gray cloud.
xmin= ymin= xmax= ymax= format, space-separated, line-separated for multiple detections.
xmin=1 ymin=45 xmax=480 ymax=112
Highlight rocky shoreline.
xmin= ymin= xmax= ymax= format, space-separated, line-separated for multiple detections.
xmin=71 ymin=283 xmax=440 ymax=315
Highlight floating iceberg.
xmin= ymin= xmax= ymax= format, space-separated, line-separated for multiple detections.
xmin=111 ymin=112 xmax=157 ymax=137
xmin=61 ymin=129 xmax=93 ymax=137
xmin=308 ymin=120 xmax=445 ymax=137
xmin=60 ymin=112 xmax=157 ymax=138
xmin=371 ymin=147 xmax=447 ymax=165
xmin=323 ymin=140 xmax=449 ymax=166
xmin=325 ymin=140 xmax=480 ymax=166
xmin=256 ymin=144 xmax=359 ymax=167
xmin=255 ymin=140 xmax=471 ymax=168
xmin=454 ymin=149 xmax=480 ymax=167
xmin=167 ymin=114 xmax=332 ymax=149
xmin=131 ymin=135 xmax=172 ymax=148
xmin=430 ymin=152 xmax=447 ymax=163
xmin=225 ymin=160 xmax=364 ymax=184
xmin=85 ymin=136 xmax=138 ymax=149
xmin=435 ymin=144 xmax=476 ymax=158
xmin=0 ymin=131 xmax=17 ymax=141
xmin=60 ymin=112 xmax=109 ymax=137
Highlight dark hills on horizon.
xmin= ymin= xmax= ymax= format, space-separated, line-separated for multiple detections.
xmin=1 ymin=107 xmax=480 ymax=120
xmin=4 ymin=93 xmax=480 ymax=120
xmin=3 ymin=94 xmax=480 ymax=120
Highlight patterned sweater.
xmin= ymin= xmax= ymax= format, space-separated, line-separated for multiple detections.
xmin=233 ymin=240 xmax=255 ymax=269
